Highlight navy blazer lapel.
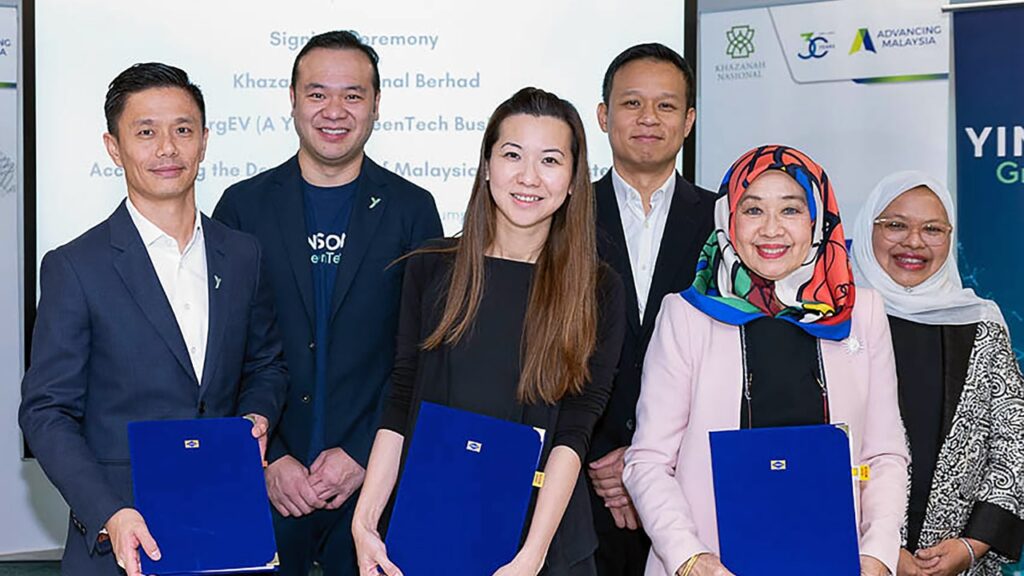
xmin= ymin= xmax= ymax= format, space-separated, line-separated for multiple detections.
xmin=329 ymin=157 xmax=388 ymax=324
xmin=642 ymin=174 xmax=704 ymax=331
xmin=595 ymin=174 xmax=641 ymax=336
xmin=270 ymin=157 xmax=315 ymax=326
xmin=200 ymin=216 xmax=227 ymax=391
xmin=109 ymin=202 xmax=198 ymax=384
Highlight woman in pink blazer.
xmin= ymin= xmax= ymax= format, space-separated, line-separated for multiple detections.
xmin=623 ymin=146 xmax=909 ymax=576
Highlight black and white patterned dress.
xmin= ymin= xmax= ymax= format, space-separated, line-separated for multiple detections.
xmin=894 ymin=320 xmax=1024 ymax=576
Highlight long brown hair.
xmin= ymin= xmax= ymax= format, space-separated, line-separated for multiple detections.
xmin=420 ymin=87 xmax=598 ymax=405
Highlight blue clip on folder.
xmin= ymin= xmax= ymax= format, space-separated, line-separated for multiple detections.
xmin=386 ymin=402 xmax=545 ymax=575
xmin=128 ymin=417 xmax=278 ymax=575
xmin=710 ymin=424 xmax=860 ymax=576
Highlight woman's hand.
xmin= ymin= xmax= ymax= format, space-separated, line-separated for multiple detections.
xmin=861 ymin=554 xmax=891 ymax=576
xmin=352 ymin=519 xmax=402 ymax=576
xmin=491 ymin=549 xmax=544 ymax=576
xmin=351 ymin=430 xmax=406 ymax=576
xmin=896 ymin=548 xmax=923 ymax=576
xmin=914 ymin=538 xmax=984 ymax=576
xmin=684 ymin=554 xmax=736 ymax=576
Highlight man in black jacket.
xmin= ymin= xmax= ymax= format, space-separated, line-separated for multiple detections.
xmin=214 ymin=31 xmax=441 ymax=576
xmin=587 ymin=43 xmax=717 ymax=575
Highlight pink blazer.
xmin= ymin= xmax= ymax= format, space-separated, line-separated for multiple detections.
xmin=623 ymin=288 xmax=908 ymax=575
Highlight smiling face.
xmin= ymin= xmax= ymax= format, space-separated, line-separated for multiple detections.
xmin=872 ymin=185 xmax=952 ymax=288
xmin=487 ymin=114 xmax=574 ymax=239
xmin=597 ymin=58 xmax=694 ymax=177
xmin=733 ymin=171 xmax=814 ymax=281
xmin=102 ymin=86 xmax=208 ymax=205
xmin=291 ymin=47 xmax=379 ymax=181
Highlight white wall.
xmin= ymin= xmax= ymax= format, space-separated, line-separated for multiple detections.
xmin=9 ymin=0 xmax=692 ymax=559
xmin=0 ymin=0 xmax=69 ymax=560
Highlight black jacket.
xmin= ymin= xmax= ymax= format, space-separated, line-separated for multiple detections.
xmin=214 ymin=155 xmax=442 ymax=469
xmin=587 ymin=171 xmax=716 ymax=531
xmin=380 ymin=243 xmax=626 ymax=572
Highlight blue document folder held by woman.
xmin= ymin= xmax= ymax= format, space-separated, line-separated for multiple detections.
xmin=710 ymin=424 xmax=860 ymax=575
xmin=128 ymin=418 xmax=278 ymax=575
xmin=385 ymin=402 xmax=545 ymax=574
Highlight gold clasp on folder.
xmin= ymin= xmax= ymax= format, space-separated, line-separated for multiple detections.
xmin=184 ymin=439 xmax=200 ymax=449
xmin=533 ymin=472 xmax=545 ymax=488
xmin=852 ymin=465 xmax=870 ymax=481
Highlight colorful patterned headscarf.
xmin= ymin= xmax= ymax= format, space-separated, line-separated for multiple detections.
xmin=681 ymin=145 xmax=855 ymax=340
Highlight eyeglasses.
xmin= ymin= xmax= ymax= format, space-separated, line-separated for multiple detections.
xmin=873 ymin=217 xmax=952 ymax=247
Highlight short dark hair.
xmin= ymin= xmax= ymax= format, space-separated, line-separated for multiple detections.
xmin=291 ymin=30 xmax=381 ymax=93
xmin=601 ymin=43 xmax=695 ymax=109
xmin=104 ymin=63 xmax=205 ymax=137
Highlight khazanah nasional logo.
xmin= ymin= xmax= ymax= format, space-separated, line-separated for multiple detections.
xmin=849 ymin=28 xmax=877 ymax=54
xmin=798 ymin=32 xmax=835 ymax=60
xmin=726 ymin=25 xmax=755 ymax=59
xmin=716 ymin=24 xmax=766 ymax=82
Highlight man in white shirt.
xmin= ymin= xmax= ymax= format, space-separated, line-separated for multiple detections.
xmin=20 ymin=63 xmax=288 ymax=576
xmin=587 ymin=44 xmax=718 ymax=576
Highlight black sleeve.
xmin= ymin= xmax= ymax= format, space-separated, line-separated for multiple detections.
xmin=551 ymin=266 xmax=626 ymax=459
xmin=409 ymin=189 xmax=444 ymax=250
xmin=212 ymin=185 xmax=241 ymax=229
xmin=964 ymin=500 xmax=1024 ymax=560
xmin=379 ymin=252 xmax=429 ymax=435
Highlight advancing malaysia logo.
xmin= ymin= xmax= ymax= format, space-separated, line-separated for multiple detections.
xmin=849 ymin=28 xmax=877 ymax=54
xmin=877 ymin=25 xmax=942 ymax=48
xmin=850 ymin=25 xmax=941 ymax=52
xmin=726 ymin=25 xmax=755 ymax=59
xmin=798 ymin=32 xmax=835 ymax=60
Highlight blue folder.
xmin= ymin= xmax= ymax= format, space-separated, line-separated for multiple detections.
xmin=710 ymin=424 xmax=860 ymax=576
xmin=385 ymin=402 xmax=545 ymax=575
xmin=128 ymin=418 xmax=278 ymax=575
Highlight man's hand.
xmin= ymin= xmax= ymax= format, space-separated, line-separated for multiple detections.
xmin=105 ymin=508 xmax=160 ymax=576
xmin=588 ymin=447 xmax=628 ymax=500
xmin=309 ymin=447 xmax=366 ymax=509
xmin=243 ymin=413 xmax=269 ymax=464
xmin=607 ymin=499 xmax=641 ymax=530
xmin=588 ymin=447 xmax=641 ymax=530
xmin=265 ymin=455 xmax=325 ymax=517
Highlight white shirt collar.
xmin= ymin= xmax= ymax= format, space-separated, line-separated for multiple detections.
xmin=125 ymin=197 xmax=203 ymax=250
xmin=611 ymin=168 xmax=676 ymax=210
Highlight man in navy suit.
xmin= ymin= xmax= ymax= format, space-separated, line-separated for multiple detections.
xmin=19 ymin=63 xmax=288 ymax=576
xmin=586 ymin=44 xmax=717 ymax=576
xmin=214 ymin=31 xmax=441 ymax=576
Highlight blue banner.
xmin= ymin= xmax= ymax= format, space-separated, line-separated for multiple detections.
xmin=954 ymin=10 xmax=1024 ymax=572
xmin=954 ymin=6 xmax=1024 ymax=364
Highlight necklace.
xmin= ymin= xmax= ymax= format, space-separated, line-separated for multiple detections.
xmin=739 ymin=325 xmax=830 ymax=429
